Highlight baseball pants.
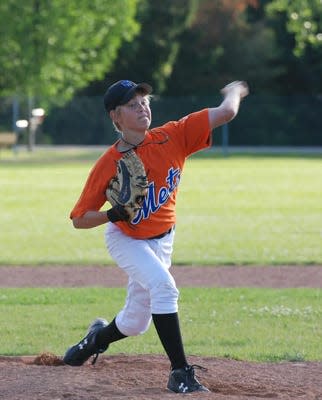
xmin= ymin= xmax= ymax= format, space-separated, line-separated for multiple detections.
xmin=105 ymin=223 xmax=179 ymax=337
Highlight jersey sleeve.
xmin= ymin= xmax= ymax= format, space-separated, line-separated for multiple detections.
xmin=161 ymin=109 xmax=212 ymax=157
xmin=70 ymin=151 xmax=116 ymax=219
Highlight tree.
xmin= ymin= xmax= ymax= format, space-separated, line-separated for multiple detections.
xmin=82 ymin=0 xmax=200 ymax=95
xmin=165 ymin=0 xmax=283 ymax=95
xmin=260 ymin=0 xmax=322 ymax=94
xmin=267 ymin=0 xmax=322 ymax=56
xmin=0 ymin=0 xmax=140 ymax=105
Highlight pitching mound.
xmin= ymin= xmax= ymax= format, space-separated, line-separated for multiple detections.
xmin=1 ymin=354 xmax=321 ymax=399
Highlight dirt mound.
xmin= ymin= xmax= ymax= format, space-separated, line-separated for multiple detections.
xmin=32 ymin=352 xmax=65 ymax=366
xmin=0 ymin=354 xmax=321 ymax=399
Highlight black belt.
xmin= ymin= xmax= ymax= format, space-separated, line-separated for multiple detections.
xmin=147 ymin=226 xmax=174 ymax=240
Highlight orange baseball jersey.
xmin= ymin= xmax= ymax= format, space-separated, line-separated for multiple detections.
xmin=70 ymin=108 xmax=212 ymax=238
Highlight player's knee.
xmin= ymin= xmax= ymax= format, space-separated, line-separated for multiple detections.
xmin=116 ymin=304 xmax=152 ymax=337
xmin=131 ymin=318 xmax=151 ymax=336
xmin=150 ymin=281 xmax=179 ymax=314
xmin=120 ymin=315 xmax=152 ymax=336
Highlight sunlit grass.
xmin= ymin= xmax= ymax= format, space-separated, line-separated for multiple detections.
xmin=0 ymin=148 xmax=321 ymax=265
xmin=0 ymin=287 xmax=321 ymax=361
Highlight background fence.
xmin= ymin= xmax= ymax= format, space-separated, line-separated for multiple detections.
xmin=1 ymin=95 xmax=321 ymax=146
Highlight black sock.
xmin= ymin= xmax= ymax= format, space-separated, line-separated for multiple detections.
xmin=152 ymin=312 xmax=188 ymax=370
xmin=95 ymin=318 xmax=127 ymax=348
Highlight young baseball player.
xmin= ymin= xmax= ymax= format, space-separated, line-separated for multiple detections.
xmin=63 ymin=79 xmax=249 ymax=393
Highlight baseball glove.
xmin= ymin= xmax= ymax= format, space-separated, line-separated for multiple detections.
xmin=106 ymin=149 xmax=148 ymax=221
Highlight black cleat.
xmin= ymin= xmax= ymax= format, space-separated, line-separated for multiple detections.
xmin=63 ymin=318 xmax=108 ymax=366
xmin=167 ymin=365 xmax=210 ymax=393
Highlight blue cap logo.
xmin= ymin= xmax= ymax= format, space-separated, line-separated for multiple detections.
xmin=120 ymin=80 xmax=134 ymax=88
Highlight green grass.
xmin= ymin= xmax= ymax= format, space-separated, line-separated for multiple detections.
xmin=1 ymin=148 xmax=320 ymax=362
xmin=0 ymin=147 xmax=321 ymax=265
xmin=0 ymin=287 xmax=321 ymax=361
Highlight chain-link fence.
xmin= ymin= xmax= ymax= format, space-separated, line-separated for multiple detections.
xmin=1 ymin=95 xmax=321 ymax=146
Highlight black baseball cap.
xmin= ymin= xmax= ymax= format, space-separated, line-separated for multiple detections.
xmin=103 ymin=80 xmax=153 ymax=112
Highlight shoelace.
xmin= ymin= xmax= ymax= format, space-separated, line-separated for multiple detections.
xmin=189 ymin=364 xmax=208 ymax=372
xmin=91 ymin=352 xmax=100 ymax=365
xmin=187 ymin=364 xmax=208 ymax=383
xmin=91 ymin=346 xmax=108 ymax=365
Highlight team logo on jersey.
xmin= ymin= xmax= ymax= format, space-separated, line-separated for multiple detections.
xmin=132 ymin=167 xmax=181 ymax=224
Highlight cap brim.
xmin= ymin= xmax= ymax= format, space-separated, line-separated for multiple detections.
xmin=120 ymin=82 xmax=153 ymax=105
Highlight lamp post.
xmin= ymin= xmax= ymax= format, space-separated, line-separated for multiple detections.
xmin=15 ymin=119 xmax=29 ymax=153
xmin=16 ymin=119 xmax=29 ymax=129
xmin=28 ymin=108 xmax=45 ymax=151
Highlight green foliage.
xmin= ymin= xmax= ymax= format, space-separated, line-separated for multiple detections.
xmin=0 ymin=149 xmax=321 ymax=265
xmin=0 ymin=0 xmax=321 ymax=103
xmin=261 ymin=0 xmax=322 ymax=94
xmin=165 ymin=0 xmax=283 ymax=95
xmin=84 ymin=0 xmax=200 ymax=95
xmin=58 ymin=0 xmax=322 ymax=97
xmin=267 ymin=0 xmax=322 ymax=56
xmin=0 ymin=0 xmax=140 ymax=104
xmin=0 ymin=287 xmax=321 ymax=361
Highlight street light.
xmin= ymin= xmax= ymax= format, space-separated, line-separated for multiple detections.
xmin=31 ymin=108 xmax=45 ymax=118
xmin=14 ymin=120 xmax=29 ymax=153
xmin=16 ymin=119 xmax=29 ymax=129
xmin=28 ymin=108 xmax=45 ymax=151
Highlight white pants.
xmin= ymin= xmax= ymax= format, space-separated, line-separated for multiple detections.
xmin=105 ymin=223 xmax=179 ymax=337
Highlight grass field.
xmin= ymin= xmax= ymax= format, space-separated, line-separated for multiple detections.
xmin=0 ymin=287 xmax=321 ymax=361
xmin=0 ymin=147 xmax=321 ymax=361
xmin=0 ymin=147 xmax=321 ymax=265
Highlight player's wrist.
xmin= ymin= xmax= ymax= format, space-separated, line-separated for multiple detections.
xmin=106 ymin=205 xmax=129 ymax=223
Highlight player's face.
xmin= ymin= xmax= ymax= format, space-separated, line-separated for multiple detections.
xmin=118 ymin=94 xmax=152 ymax=133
